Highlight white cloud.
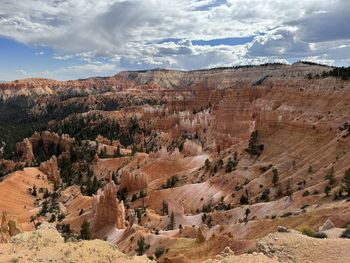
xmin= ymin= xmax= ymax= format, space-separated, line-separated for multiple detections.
xmin=0 ymin=0 xmax=349 ymax=78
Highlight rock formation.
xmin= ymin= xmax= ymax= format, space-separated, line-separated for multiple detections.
xmin=120 ymin=170 xmax=148 ymax=192
xmin=91 ymin=181 xmax=126 ymax=234
xmin=8 ymin=218 xmax=22 ymax=236
xmin=39 ymin=155 xmax=61 ymax=183
xmin=182 ymin=139 xmax=202 ymax=156
xmin=15 ymin=138 xmax=34 ymax=162
xmin=16 ymin=131 xmax=74 ymax=162
xmin=0 ymin=212 xmax=22 ymax=241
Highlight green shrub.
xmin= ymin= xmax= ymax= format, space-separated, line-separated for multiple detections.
xmin=302 ymin=190 xmax=310 ymax=197
xmin=280 ymin=212 xmax=293 ymax=218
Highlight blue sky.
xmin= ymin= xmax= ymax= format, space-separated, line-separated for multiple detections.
xmin=0 ymin=0 xmax=349 ymax=80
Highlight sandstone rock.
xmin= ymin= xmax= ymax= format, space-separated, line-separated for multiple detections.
xmin=182 ymin=139 xmax=202 ymax=156
xmin=39 ymin=155 xmax=61 ymax=183
xmin=120 ymin=170 xmax=148 ymax=192
xmin=92 ymin=181 xmax=126 ymax=234
xmin=167 ymin=199 xmax=185 ymax=218
xmin=8 ymin=218 xmax=22 ymax=236
xmin=0 ymin=211 xmax=9 ymax=233
xmin=319 ymin=219 xmax=335 ymax=232
xmin=0 ymin=212 xmax=22 ymax=240
xmin=15 ymin=138 xmax=34 ymax=161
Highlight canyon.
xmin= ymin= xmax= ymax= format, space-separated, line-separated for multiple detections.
xmin=0 ymin=62 xmax=350 ymax=262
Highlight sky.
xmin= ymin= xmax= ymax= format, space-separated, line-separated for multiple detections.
xmin=0 ymin=0 xmax=349 ymax=81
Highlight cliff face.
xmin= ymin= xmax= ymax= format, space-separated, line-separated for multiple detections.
xmin=91 ymin=181 xmax=126 ymax=235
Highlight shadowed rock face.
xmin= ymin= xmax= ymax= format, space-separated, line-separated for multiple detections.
xmin=91 ymin=181 xmax=126 ymax=234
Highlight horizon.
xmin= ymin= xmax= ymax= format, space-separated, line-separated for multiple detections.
xmin=0 ymin=0 xmax=349 ymax=81
xmin=0 ymin=61 xmax=334 ymax=83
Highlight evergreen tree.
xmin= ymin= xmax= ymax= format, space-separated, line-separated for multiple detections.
xmin=246 ymin=130 xmax=260 ymax=156
xmin=240 ymin=194 xmax=249 ymax=205
xmin=205 ymin=159 xmax=211 ymax=170
xmin=272 ymin=168 xmax=279 ymax=187
xmin=325 ymin=167 xmax=336 ymax=186
xmin=324 ymin=184 xmax=331 ymax=197
xmin=32 ymin=185 xmax=37 ymax=196
xmin=162 ymin=200 xmax=168 ymax=216
xmin=167 ymin=212 xmax=175 ymax=230
xmin=80 ymin=220 xmax=90 ymax=240
xmin=245 ymin=208 xmax=251 ymax=223
xmin=135 ymin=236 xmax=150 ymax=256
xmin=286 ymin=181 xmax=293 ymax=200
xmin=342 ymin=169 xmax=350 ymax=197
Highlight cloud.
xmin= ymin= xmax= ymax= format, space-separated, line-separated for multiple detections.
xmin=0 ymin=0 xmax=349 ymax=79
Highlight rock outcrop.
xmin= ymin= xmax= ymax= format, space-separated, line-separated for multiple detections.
xmin=15 ymin=138 xmax=34 ymax=162
xmin=91 ymin=181 xmax=126 ymax=234
xmin=182 ymin=139 xmax=202 ymax=156
xmin=0 ymin=211 xmax=22 ymax=242
xmin=16 ymin=131 xmax=74 ymax=162
xmin=120 ymin=170 xmax=148 ymax=192
xmin=39 ymin=155 xmax=61 ymax=183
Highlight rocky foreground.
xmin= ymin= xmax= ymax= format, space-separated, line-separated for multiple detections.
xmin=0 ymin=224 xmax=150 ymax=263
xmin=1 ymin=224 xmax=350 ymax=263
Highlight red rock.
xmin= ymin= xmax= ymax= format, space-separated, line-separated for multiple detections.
xmin=91 ymin=181 xmax=126 ymax=234
xmin=38 ymin=156 xmax=61 ymax=183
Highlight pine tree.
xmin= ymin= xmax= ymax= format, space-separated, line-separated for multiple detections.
xmin=205 ymin=159 xmax=211 ymax=170
xmin=162 ymin=200 xmax=168 ymax=216
xmin=80 ymin=220 xmax=90 ymax=240
xmin=246 ymin=130 xmax=259 ymax=155
xmin=286 ymin=181 xmax=293 ymax=200
xmin=342 ymin=169 xmax=350 ymax=197
xmin=32 ymin=185 xmax=37 ymax=196
xmin=167 ymin=212 xmax=175 ymax=230
xmin=135 ymin=236 xmax=150 ymax=256
xmin=245 ymin=208 xmax=251 ymax=223
xmin=324 ymin=184 xmax=331 ymax=197
xmin=272 ymin=168 xmax=279 ymax=187
xmin=325 ymin=167 xmax=336 ymax=186
xmin=240 ymin=194 xmax=249 ymax=205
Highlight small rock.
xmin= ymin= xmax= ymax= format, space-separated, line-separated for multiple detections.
xmin=277 ymin=226 xmax=289 ymax=233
